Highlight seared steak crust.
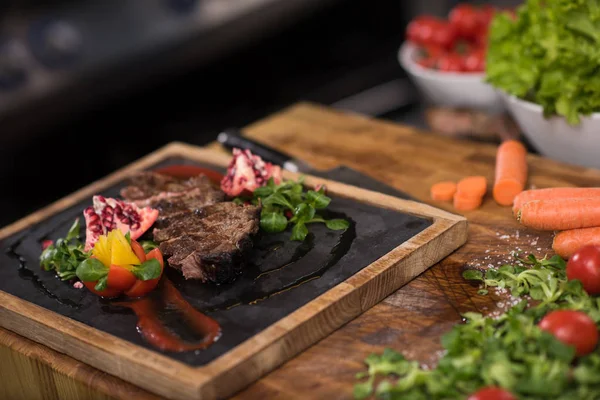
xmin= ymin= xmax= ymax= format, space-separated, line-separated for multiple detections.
xmin=120 ymin=171 xmax=260 ymax=283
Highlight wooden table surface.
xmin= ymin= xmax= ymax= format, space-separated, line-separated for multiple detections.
xmin=2 ymin=102 xmax=600 ymax=400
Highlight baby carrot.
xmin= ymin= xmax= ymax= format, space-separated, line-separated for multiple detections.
xmin=431 ymin=181 xmax=457 ymax=202
xmin=553 ymin=227 xmax=600 ymax=259
xmin=513 ymin=187 xmax=600 ymax=215
xmin=518 ymin=198 xmax=600 ymax=231
xmin=453 ymin=191 xmax=483 ymax=211
xmin=457 ymin=176 xmax=487 ymax=198
xmin=493 ymin=140 xmax=527 ymax=206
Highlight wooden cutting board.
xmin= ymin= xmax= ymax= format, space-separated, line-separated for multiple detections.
xmin=0 ymin=142 xmax=467 ymax=400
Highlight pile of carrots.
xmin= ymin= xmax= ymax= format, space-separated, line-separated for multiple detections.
xmin=430 ymin=140 xmax=527 ymax=211
xmin=431 ymin=139 xmax=600 ymax=259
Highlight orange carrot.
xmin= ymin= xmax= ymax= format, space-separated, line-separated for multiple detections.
xmin=553 ymin=227 xmax=600 ymax=259
xmin=493 ymin=140 xmax=527 ymax=206
xmin=518 ymin=198 xmax=600 ymax=231
xmin=431 ymin=181 xmax=457 ymax=202
xmin=457 ymin=176 xmax=487 ymax=198
xmin=513 ymin=187 xmax=600 ymax=215
xmin=453 ymin=191 xmax=483 ymax=211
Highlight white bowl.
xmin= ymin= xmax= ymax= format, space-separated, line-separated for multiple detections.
xmin=500 ymin=92 xmax=600 ymax=169
xmin=398 ymin=42 xmax=504 ymax=113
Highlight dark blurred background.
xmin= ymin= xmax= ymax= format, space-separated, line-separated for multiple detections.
xmin=0 ymin=0 xmax=519 ymax=227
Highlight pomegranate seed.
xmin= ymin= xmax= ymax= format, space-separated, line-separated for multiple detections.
xmin=104 ymin=206 xmax=113 ymax=215
xmin=284 ymin=210 xmax=293 ymax=219
xmin=90 ymin=224 xmax=103 ymax=233
xmin=130 ymin=222 xmax=140 ymax=230
xmin=41 ymin=240 xmax=53 ymax=250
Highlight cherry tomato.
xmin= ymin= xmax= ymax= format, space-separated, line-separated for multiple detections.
xmin=416 ymin=45 xmax=445 ymax=69
xmin=567 ymin=245 xmax=600 ymax=295
xmin=430 ymin=21 xmax=457 ymax=49
xmin=539 ymin=310 xmax=599 ymax=356
xmin=464 ymin=48 xmax=486 ymax=72
xmin=449 ymin=4 xmax=480 ymax=39
xmin=468 ymin=387 xmax=516 ymax=400
xmin=477 ymin=5 xmax=496 ymax=27
xmin=474 ymin=26 xmax=490 ymax=48
xmin=437 ymin=53 xmax=464 ymax=72
xmin=406 ymin=15 xmax=438 ymax=46
xmin=125 ymin=248 xmax=164 ymax=298
xmin=82 ymin=281 xmax=122 ymax=298
xmin=107 ymin=264 xmax=137 ymax=291
xmin=130 ymin=240 xmax=147 ymax=264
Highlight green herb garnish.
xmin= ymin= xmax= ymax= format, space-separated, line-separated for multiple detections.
xmin=355 ymin=254 xmax=600 ymax=399
xmin=139 ymin=240 xmax=159 ymax=252
xmin=237 ymin=178 xmax=349 ymax=241
xmin=39 ymin=218 xmax=90 ymax=281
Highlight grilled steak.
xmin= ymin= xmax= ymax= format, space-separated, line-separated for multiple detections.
xmin=120 ymin=171 xmax=260 ymax=283
xmin=157 ymin=202 xmax=260 ymax=282
xmin=121 ymin=172 xmax=224 ymax=208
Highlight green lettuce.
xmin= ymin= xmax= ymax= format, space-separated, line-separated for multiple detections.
xmin=486 ymin=0 xmax=600 ymax=125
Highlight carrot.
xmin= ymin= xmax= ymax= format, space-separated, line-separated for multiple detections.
xmin=453 ymin=191 xmax=483 ymax=211
xmin=457 ymin=176 xmax=487 ymax=198
xmin=513 ymin=187 xmax=600 ymax=215
xmin=431 ymin=181 xmax=457 ymax=202
xmin=493 ymin=140 xmax=527 ymax=206
xmin=553 ymin=227 xmax=600 ymax=259
xmin=518 ymin=198 xmax=600 ymax=231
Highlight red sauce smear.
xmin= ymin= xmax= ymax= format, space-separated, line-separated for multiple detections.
xmin=115 ymin=279 xmax=221 ymax=352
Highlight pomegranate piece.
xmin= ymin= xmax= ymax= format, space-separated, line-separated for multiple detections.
xmin=220 ymin=148 xmax=283 ymax=197
xmin=83 ymin=195 xmax=159 ymax=251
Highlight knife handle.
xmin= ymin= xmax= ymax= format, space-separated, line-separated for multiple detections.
xmin=217 ymin=128 xmax=292 ymax=167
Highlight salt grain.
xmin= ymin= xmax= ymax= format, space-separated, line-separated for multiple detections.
xmin=73 ymin=281 xmax=83 ymax=289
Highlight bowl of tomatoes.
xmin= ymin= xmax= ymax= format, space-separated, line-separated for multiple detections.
xmin=399 ymin=3 xmax=506 ymax=113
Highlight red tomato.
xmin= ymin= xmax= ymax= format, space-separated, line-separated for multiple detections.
xmin=107 ymin=265 xmax=137 ymax=291
xmin=477 ymin=5 xmax=496 ymax=27
xmin=468 ymin=387 xmax=516 ymax=400
xmin=416 ymin=45 xmax=445 ymax=69
xmin=130 ymin=240 xmax=147 ymax=264
xmin=406 ymin=15 xmax=438 ymax=46
xmin=437 ymin=53 xmax=464 ymax=72
xmin=430 ymin=21 xmax=457 ymax=49
xmin=464 ymin=48 xmax=486 ymax=72
xmin=449 ymin=4 xmax=480 ymax=39
xmin=124 ymin=248 xmax=164 ymax=298
xmin=567 ymin=245 xmax=600 ymax=295
xmin=539 ymin=310 xmax=599 ymax=356
xmin=82 ymin=281 xmax=122 ymax=298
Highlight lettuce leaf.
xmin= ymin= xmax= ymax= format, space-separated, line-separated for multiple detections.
xmin=486 ymin=0 xmax=600 ymax=125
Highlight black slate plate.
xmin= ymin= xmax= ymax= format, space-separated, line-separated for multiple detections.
xmin=0 ymin=157 xmax=431 ymax=366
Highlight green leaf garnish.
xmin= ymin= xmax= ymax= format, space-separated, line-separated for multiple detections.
xmin=76 ymin=258 xmax=109 ymax=282
xmin=237 ymin=178 xmax=349 ymax=241
xmin=260 ymin=211 xmax=288 ymax=233
xmin=130 ymin=258 xmax=161 ymax=281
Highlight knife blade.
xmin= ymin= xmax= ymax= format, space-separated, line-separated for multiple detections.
xmin=217 ymin=128 xmax=412 ymax=200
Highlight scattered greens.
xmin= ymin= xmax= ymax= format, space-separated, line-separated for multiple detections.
xmin=486 ymin=0 xmax=600 ymax=125
xmin=140 ymin=240 xmax=158 ymax=252
xmin=76 ymin=257 xmax=161 ymax=291
xmin=355 ymin=254 xmax=600 ymax=399
xmin=39 ymin=218 xmax=90 ymax=281
xmin=235 ymin=177 xmax=349 ymax=241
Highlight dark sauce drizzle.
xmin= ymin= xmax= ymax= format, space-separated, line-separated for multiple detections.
xmin=203 ymin=213 xmax=356 ymax=312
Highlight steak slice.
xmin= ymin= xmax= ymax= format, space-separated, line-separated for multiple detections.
xmin=121 ymin=172 xmax=224 ymax=208
xmin=157 ymin=202 xmax=261 ymax=283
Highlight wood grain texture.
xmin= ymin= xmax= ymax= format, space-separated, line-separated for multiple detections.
xmin=0 ymin=135 xmax=466 ymax=400
xmin=4 ymin=102 xmax=599 ymax=399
